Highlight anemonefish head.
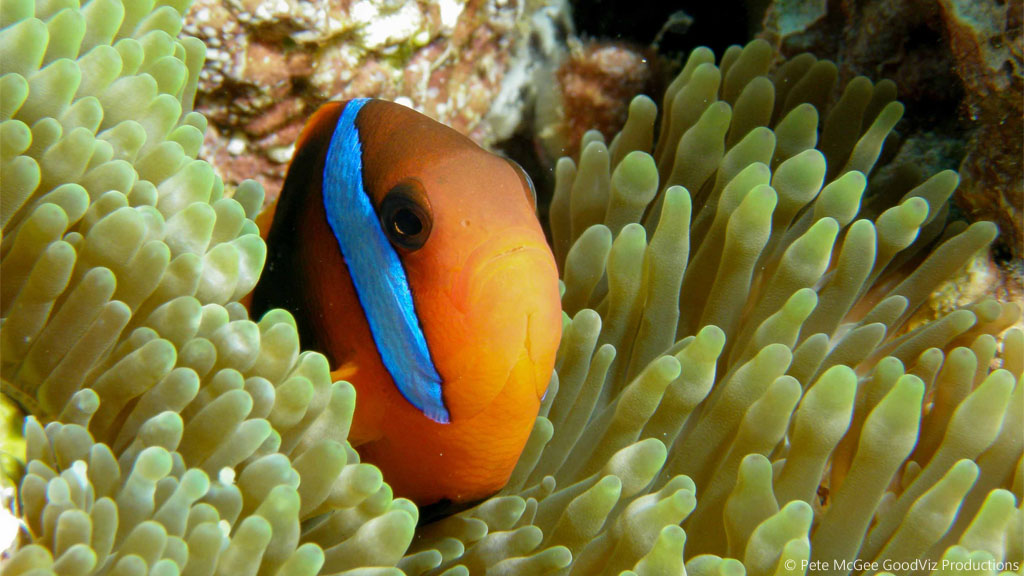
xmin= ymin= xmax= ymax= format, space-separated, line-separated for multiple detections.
xmin=252 ymin=98 xmax=562 ymax=429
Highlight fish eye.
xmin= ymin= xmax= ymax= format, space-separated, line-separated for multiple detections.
xmin=393 ymin=208 xmax=423 ymax=237
xmin=380 ymin=179 xmax=432 ymax=250
xmin=506 ymin=158 xmax=537 ymax=211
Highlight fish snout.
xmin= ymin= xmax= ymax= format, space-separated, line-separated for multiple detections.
xmin=443 ymin=239 xmax=562 ymax=419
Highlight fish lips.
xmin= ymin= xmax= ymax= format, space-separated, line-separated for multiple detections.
xmin=436 ymin=238 xmax=562 ymax=421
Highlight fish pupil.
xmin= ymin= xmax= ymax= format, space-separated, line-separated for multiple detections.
xmin=393 ymin=208 xmax=423 ymax=237
xmin=380 ymin=179 xmax=432 ymax=250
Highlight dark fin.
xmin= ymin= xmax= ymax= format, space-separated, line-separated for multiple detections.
xmin=417 ymin=496 xmax=490 ymax=526
xmin=250 ymin=102 xmax=347 ymax=366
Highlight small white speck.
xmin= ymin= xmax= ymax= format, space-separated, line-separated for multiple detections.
xmin=227 ymin=137 xmax=246 ymax=155
xmin=438 ymin=0 xmax=465 ymax=30
xmin=218 ymin=467 xmax=236 ymax=485
xmin=393 ymin=96 xmax=414 ymax=109
xmin=268 ymin=145 xmax=295 ymax=164
xmin=0 ymin=487 xmax=21 ymax=555
xmin=218 ymin=519 xmax=232 ymax=537
xmin=354 ymin=1 xmax=424 ymax=49
xmin=351 ymin=0 xmax=378 ymax=22
xmin=69 ymin=460 xmax=89 ymax=488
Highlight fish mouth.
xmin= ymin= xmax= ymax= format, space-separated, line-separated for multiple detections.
xmin=468 ymin=240 xmax=561 ymax=395
xmin=452 ymin=233 xmax=558 ymax=313
xmin=487 ymin=244 xmax=535 ymax=261
xmin=437 ymin=232 xmax=561 ymax=420
xmin=478 ymin=245 xmax=555 ymax=283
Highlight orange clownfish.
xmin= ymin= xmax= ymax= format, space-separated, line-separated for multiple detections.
xmin=250 ymin=99 xmax=562 ymax=508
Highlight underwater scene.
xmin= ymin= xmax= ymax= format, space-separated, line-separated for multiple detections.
xmin=0 ymin=0 xmax=1022 ymax=574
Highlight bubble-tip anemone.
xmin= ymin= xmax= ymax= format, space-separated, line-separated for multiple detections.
xmin=1 ymin=1 xmax=1021 ymax=574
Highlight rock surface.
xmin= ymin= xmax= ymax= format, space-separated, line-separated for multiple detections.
xmin=184 ymin=0 xmax=571 ymax=203
xmin=758 ymin=0 xmax=1022 ymax=324
xmin=759 ymin=0 xmax=1022 ymax=262
xmin=533 ymin=40 xmax=655 ymax=163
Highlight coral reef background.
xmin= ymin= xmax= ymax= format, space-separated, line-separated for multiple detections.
xmin=1 ymin=0 xmax=1023 ymax=575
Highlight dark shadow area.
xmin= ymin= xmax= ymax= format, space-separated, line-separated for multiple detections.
xmin=569 ymin=0 xmax=764 ymax=58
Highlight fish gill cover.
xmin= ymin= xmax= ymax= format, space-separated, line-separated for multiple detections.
xmin=0 ymin=0 xmax=1021 ymax=575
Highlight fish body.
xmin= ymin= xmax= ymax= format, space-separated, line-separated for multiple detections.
xmin=251 ymin=99 xmax=562 ymax=506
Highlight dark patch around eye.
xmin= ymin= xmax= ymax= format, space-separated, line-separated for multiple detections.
xmin=380 ymin=179 xmax=433 ymax=250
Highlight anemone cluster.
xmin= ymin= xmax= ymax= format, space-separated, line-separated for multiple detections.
xmin=1 ymin=0 xmax=1021 ymax=575
xmin=1 ymin=0 xmax=416 ymax=573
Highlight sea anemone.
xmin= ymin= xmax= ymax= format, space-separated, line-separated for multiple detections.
xmin=1 ymin=1 xmax=1021 ymax=575
xmin=1 ymin=0 xmax=415 ymax=573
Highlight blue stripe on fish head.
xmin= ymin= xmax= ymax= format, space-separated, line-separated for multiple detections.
xmin=322 ymin=98 xmax=450 ymax=424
